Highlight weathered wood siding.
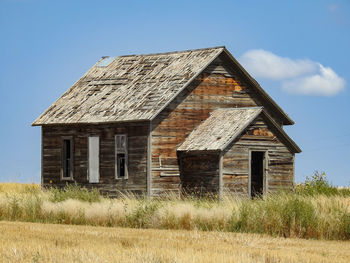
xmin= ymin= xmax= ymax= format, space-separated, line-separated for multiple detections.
xmin=222 ymin=117 xmax=294 ymax=196
xmin=42 ymin=122 xmax=148 ymax=196
xmin=178 ymin=153 xmax=220 ymax=196
xmin=151 ymin=54 xmax=285 ymax=196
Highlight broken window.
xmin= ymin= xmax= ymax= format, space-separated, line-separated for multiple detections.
xmin=115 ymin=134 xmax=128 ymax=179
xmin=62 ymin=137 xmax=73 ymax=179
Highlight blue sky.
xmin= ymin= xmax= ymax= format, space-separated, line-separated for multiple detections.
xmin=0 ymin=0 xmax=349 ymax=185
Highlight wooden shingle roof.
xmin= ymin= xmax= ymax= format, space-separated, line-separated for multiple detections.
xmin=32 ymin=47 xmax=224 ymax=125
xmin=32 ymin=46 xmax=294 ymax=126
xmin=178 ymin=107 xmax=301 ymax=153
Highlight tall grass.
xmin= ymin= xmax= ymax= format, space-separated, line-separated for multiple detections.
xmin=0 ymin=173 xmax=349 ymax=240
xmin=49 ymin=183 xmax=101 ymax=203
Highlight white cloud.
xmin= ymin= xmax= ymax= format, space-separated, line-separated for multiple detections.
xmin=239 ymin=49 xmax=345 ymax=96
xmin=282 ymin=64 xmax=346 ymax=96
xmin=328 ymin=4 xmax=339 ymax=12
xmin=239 ymin=49 xmax=317 ymax=80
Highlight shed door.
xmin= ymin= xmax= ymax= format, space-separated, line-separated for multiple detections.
xmin=88 ymin=136 xmax=99 ymax=183
xmin=250 ymin=151 xmax=265 ymax=197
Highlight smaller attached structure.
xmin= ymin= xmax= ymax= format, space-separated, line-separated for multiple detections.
xmin=178 ymin=107 xmax=300 ymax=197
xmin=32 ymin=46 xmax=301 ymax=198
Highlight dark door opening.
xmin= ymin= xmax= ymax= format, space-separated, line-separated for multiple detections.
xmin=250 ymin=151 xmax=264 ymax=197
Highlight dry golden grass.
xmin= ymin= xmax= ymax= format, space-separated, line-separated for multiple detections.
xmin=1 ymin=221 xmax=349 ymax=263
xmin=0 ymin=183 xmax=40 ymax=193
xmin=1 ymin=183 xmax=350 ymax=240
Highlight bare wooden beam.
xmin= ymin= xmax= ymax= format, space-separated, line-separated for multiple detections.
xmin=219 ymin=153 xmax=223 ymax=200
xmin=147 ymin=121 xmax=152 ymax=198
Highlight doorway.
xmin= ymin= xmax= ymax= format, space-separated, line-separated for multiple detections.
xmin=250 ymin=151 xmax=265 ymax=197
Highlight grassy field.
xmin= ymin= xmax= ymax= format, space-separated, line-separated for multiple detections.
xmin=1 ymin=221 xmax=350 ymax=263
xmin=0 ymin=179 xmax=350 ymax=240
xmin=1 ymin=182 xmax=350 ymax=241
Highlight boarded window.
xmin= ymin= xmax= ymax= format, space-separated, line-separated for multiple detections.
xmin=115 ymin=134 xmax=128 ymax=179
xmin=62 ymin=137 xmax=73 ymax=179
xmin=88 ymin=136 xmax=100 ymax=183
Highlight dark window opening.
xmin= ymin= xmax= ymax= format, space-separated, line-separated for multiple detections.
xmin=115 ymin=134 xmax=128 ymax=179
xmin=62 ymin=138 xmax=73 ymax=178
xmin=251 ymin=151 xmax=264 ymax=198
xmin=117 ymin=154 xmax=126 ymax=177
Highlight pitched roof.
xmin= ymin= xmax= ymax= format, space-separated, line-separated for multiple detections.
xmin=177 ymin=107 xmax=301 ymax=153
xmin=220 ymin=49 xmax=294 ymax=125
xmin=32 ymin=46 xmax=294 ymax=126
xmin=32 ymin=47 xmax=224 ymax=125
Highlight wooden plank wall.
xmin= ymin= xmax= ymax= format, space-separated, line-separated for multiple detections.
xmin=42 ymin=122 xmax=148 ymax=196
xmin=178 ymin=153 xmax=220 ymax=196
xmin=222 ymin=117 xmax=294 ymax=196
xmin=151 ymin=54 xmax=284 ymax=196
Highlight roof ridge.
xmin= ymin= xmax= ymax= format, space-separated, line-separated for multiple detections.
xmin=104 ymin=46 xmax=225 ymax=58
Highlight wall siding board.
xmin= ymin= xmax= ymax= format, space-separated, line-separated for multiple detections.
xmin=41 ymin=53 xmax=296 ymax=197
xmin=222 ymin=117 xmax=294 ymax=196
xmin=42 ymin=122 xmax=148 ymax=197
xmin=151 ymin=54 xmax=286 ymax=196
xmin=178 ymin=153 xmax=220 ymax=196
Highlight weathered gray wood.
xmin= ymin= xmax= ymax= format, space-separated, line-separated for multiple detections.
xmin=178 ymin=108 xmax=262 ymax=151
xmin=115 ymin=134 xmax=128 ymax=179
xmin=147 ymin=121 xmax=152 ymax=198
xmin=222 ymin=117 xmax=295 ymax=196
xmin=150 ymin=56 xmax=299 ymax=197
xmin=42 ymin=122 xmax=148 ymax=197
xmin=38 ymin=49 xmax=299 ymax=198
xmin=41 ymin=128 xmax=43 ymax=186
xmin=177 ymin=152 xmax=220 ymax=196
xmin=219 ymin=153 xmax=223 ymax=199
xmin=33 ymin=48 xmax=225 ymax=126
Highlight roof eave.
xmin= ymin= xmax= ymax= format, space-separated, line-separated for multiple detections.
xmin=177 ymin=149 xmax=221 ymax=154
xmin=219 ymin=109 xmax=300 ymax=154
xmin=260 ymin=110 xmax=301 ymax=153
xmin=32 ymin=119 xmax=151 ymax=127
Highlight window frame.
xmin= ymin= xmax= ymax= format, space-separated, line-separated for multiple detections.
xmin=61 ymin=136 xmax=74 ymax=180
xmin=115 ymin=134 xmax=128 ymax=179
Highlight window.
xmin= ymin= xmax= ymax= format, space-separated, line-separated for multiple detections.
xmin=88 ymin=136 xmax=100 ymax=183
xmin=115 ymin=134 xmax=128 ymax=179
xmin=61 ymin=137 xmax=73 ymax=179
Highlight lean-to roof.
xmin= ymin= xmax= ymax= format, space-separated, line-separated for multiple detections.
xmin=178 ymin=107 xmax=301 ymax=153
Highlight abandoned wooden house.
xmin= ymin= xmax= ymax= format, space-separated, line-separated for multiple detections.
xmin=32 ymin=46 xmax=301 ymax=198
